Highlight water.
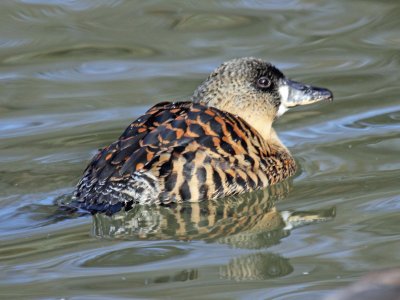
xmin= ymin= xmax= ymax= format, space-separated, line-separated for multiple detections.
xmin=0 ymin=0 xmax=399 ymax=299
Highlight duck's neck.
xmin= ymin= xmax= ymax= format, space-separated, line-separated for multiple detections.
xmin=268 ymin=128 xmax=289 ymax=152
xmin=262 ymin=127 xmax=297 ymax=185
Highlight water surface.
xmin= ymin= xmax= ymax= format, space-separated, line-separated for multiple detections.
xmin=1 ymin=0 xmax=399 ymax=299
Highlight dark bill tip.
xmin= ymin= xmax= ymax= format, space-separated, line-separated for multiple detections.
xmin=280 ymin=79 xmax=333 ymax=108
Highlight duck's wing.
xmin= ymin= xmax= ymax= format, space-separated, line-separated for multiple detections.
xmin=74 ymin=102 xmax=192 ymax=198
xmin=73 ymin=101 xmax=272 ymax=212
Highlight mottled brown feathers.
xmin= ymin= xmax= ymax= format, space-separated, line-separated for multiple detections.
xmin=72 ymin=102 xmax=296 ymax=214
xmin=71 ymin=57 xmax=332 ymax=214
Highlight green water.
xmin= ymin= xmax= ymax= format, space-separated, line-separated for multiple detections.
xmin=0 ymin=0 xmax=399 ymax=299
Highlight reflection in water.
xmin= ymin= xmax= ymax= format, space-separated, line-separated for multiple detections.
xmin=0 ymin=0 xmax=399 ymax=297
xmin=221 ymin=253 xmax=293 ymax=281
xmin=89 ymin=183 xmax=335 ymax=281
xmin=148 ymin=253 xmax=293 ymax=283
xmin=149 ymin=269 xmax=199 ymax=284
xmin=92 ymin=183 xmax=334 ymax=245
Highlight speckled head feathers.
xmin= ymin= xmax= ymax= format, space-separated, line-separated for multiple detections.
xmin=191 ymin=57 xmax=333 ymax=140
xmin=191 ymin=57 xmax=284 ymax=111
xmin=191 ymin=57 xmax=289 ymax=140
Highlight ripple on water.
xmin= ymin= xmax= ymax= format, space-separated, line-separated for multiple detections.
xmin=220 ymin=0 xmax=312 ymax=11
xmin=0 ymin=106 xmax=147 ymax=138
xmin=355 ymin=212 xmax=400 ymax=237
xmin=172 ymin=14 xmax=255 ymax=31
xmin=359 ymin=195 xmax=400 ymax=213
xmin=12 ymin=3 xmax=67 ymax=22
xmin=31 ymin=59 xmax=225 ymax=82
xmin=0 ymin=190 xmax=76 ymax=238
xmin=3 ymin=45 xmax=158 ymax=64
xmin=0 ymin=38 xmax=31 ymax=49
xmin=81 ymin=246 xmax=188 ymax=268
xmin=360 ymin=6 xmax=400 ymax=50
xmin=286 ymin=103 xmax=400 ymax=182
xmin=16 ymin=0 xmax=123 ymax=12
xmin=364 ymin=31 xmax=400 ymax=49
xmin=0 ymin=1 xmax=398 ymax=299
xmin=292 ymin=50 xmax=378 ymax=74
xmin=284 ymin=14 xmax=374 ymax=36
xmin=346 ymin=109 xmax=400 ymax=129
xmin=284 ymin=105 xmax=400 ymax=148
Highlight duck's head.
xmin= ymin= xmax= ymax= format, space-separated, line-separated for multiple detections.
xmin=191 ymin=57 xmax=333 ymax=141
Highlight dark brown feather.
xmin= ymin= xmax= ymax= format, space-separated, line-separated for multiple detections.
xmin=72 ymin=102 xmax=296 ymax=214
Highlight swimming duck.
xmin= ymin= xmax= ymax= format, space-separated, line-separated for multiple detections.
xmin=71 ymin=57 xmax=333 ymax=214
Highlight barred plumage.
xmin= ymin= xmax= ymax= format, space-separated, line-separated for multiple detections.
xmin=71 ymin=57 xmax=332 ymax=214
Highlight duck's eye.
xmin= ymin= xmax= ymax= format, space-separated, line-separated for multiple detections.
xmin=257 ymin=77 xmax=271 ymax=89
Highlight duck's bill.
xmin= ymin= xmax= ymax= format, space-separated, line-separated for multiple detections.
xmin=277 ymin=78 xmax=333 ymax=117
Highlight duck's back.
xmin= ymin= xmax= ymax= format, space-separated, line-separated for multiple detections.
xmin=72 ymin=102 xmax=295 ymax=214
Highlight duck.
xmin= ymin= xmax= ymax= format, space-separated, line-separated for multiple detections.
xmin=71 ymin=57 xmax=333 ymax=214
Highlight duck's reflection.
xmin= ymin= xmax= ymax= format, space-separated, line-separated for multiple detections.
xmin=146 ymin=252 xmax=293 ymax=284
xmin=91 ymin=183 xmax=335 ymax=282
xmin=149 ymin=269 xmax=199 ymax=284
xmin=221 ymin=252 xmax=293 ymax=280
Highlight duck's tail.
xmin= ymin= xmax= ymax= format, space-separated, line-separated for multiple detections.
xmin=70 ymin=171 xmax=160 ymax=215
